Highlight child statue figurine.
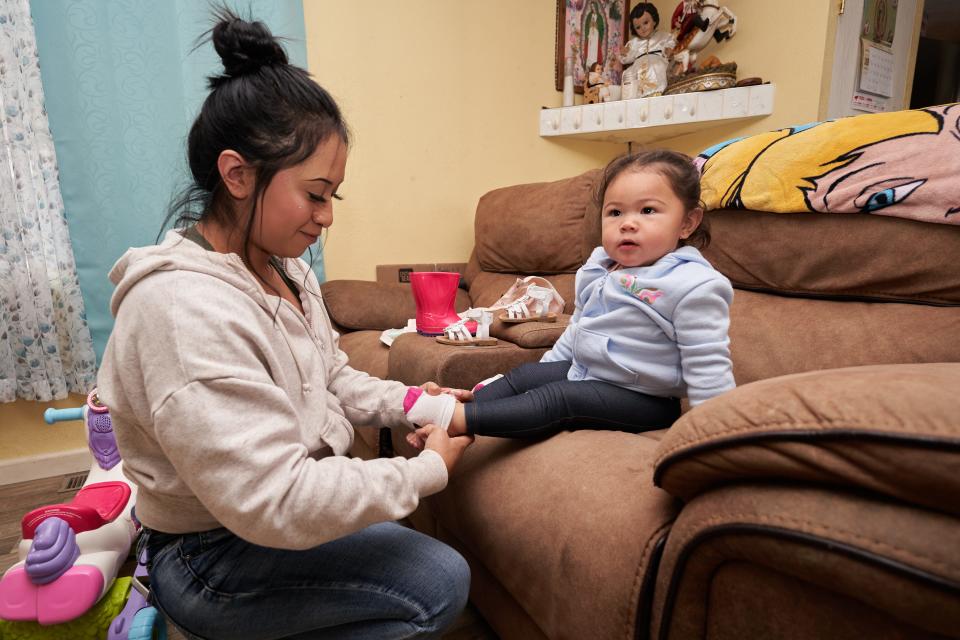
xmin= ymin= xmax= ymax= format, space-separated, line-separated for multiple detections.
xmin=583 ymin=62 xmax=607 ymax=104
xmin=619 ymin=3 xmax=676 ymax=99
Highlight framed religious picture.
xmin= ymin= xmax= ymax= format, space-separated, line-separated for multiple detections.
xmin=555 ymin=0 xmax=629 ymax=93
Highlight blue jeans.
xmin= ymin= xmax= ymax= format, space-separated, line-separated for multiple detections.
xmin=142 ymin=522 xmax=470 ymax=640
xmin=466 ymin=360 xmax=681 ymax=437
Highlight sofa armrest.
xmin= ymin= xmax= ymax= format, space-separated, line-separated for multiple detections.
xmin=387 ymin=333 xmax=548 ymax=389
xmin=320 ymin=280 xmax=417 ymax=331
xmin=653 ymin=363 xmax=960 ymax=517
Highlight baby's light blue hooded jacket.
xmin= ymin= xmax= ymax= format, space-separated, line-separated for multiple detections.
xmin=542 ymin=245 xmax=735 ymax=405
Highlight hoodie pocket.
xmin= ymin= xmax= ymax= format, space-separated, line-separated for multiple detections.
xmin=574 ymin=328 xmax=639 ymax=386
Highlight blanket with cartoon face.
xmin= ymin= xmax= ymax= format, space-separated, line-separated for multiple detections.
xmin=695 ymin=103 xmax=960 ymax=225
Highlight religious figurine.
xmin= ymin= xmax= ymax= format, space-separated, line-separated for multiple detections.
xmin=583 ymin=62 xmax=607 ymax=104
xmin=619 ymin=3 xmax=676 ymax=99
xmin=670 ymin=0 xmax=738 ymax=76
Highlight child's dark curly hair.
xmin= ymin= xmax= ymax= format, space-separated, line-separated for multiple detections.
xmin=594 ymin=149 xmax=710 ymax=249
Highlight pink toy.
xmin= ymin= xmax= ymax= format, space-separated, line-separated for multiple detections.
xmin=21 ymin=482 xmax=132 ymax=538
xmin=0 ymin=389 xmax=142 ymax=628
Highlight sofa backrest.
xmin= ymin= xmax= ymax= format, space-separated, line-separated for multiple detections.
xmin=463 ymin=168 xmax=960 ymax=387
xmin=703 ymin=210 xmax=960 ymax=304
xmin=702 ymin=209 xmax=960 ymax=385
xmin=465 ymin=169 xmax=601 ymax=311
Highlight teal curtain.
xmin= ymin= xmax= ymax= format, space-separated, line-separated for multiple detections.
xmin=31 ymin=0 xmax=317 ymax=363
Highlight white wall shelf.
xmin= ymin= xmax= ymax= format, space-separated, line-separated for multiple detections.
xmin=539 ymin=84 xmax=775 ymax=145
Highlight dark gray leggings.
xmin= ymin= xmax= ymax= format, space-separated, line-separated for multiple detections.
xmin=464 ymin=360 xmax=680 ymax=438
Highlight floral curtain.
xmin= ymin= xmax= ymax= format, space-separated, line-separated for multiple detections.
xmin=0 ymin=0 xmax=96 ymax=402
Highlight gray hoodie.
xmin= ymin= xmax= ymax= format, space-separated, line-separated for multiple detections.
xmin=97 ymin=230 xmax=446 ymax=550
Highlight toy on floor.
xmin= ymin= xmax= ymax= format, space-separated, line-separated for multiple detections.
xmin=107 ymin=548 xmax=164 ymax=640
xmin=0 ymin=577 xmax=134 ymax=640
xmin=0 ymin=389 xmax=165 ymax=640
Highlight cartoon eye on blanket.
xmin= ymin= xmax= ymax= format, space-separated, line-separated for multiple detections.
xmin=804 ymin=104 xmax=959 ymax=221
xmin=697 ymin=103 xmax=960 ymax=225
xmin=855 ymin=178 xmax=926 ymax=212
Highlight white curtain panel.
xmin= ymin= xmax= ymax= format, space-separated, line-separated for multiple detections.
xmin=0 ymin=0 xmax=96 ymax=402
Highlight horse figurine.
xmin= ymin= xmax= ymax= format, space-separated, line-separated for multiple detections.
xmin=670 ymin=0 xmax=737 ymax=75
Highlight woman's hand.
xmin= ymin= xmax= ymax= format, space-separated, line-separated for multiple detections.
xmin=419 ymin=381 xmax=444 ymax=395
xmin=444 ymin=388 xmax=474 ymax=402
xmin=415 ymin=424 xmax=473 ymax=473
xmin=420 ymin=381 xmax=473 ymax=402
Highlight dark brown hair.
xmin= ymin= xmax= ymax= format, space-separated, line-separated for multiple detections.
xmin=160 ymin=7 xmax=348 ymax=281
xmin=629 ymin=2 xmax=660 ymax=36
xmin=594 ymin=149 xmax=710 ymax=249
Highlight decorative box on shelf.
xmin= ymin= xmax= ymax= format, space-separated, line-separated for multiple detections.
xmin=539 ymin=83 xmax=775 ymax=145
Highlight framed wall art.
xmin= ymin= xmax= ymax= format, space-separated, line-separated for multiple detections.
xmin=555 ymin=0 xmax=629 ymax=93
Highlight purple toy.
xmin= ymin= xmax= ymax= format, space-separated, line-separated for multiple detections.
xmin=87 ymin=389 xmax=121 ymax=471
xmin=24 ymin=518 xmax=80 ymax=585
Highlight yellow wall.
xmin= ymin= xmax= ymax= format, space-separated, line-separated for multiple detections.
xmin=305 ymin=2 xmax=623 ymax=281
xmin=644 ymin=0 xmax=836 ymax=155
xmin=5 ymin=1 xmax=841 ymax=461
xmin=306 ymin=0 xmax=839 ymax=281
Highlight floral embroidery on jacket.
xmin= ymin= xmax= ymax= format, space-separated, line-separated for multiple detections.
xmin=619 ymin=274 xmax=663 ymax=305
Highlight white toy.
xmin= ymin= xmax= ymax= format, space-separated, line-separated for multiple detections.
xmin=0 ymin=389 xmax=164 ymax=639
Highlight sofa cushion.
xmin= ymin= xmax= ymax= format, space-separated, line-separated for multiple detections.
xmin=439 ymin=538 xmax=550 ymax=640
xmin=337 ymin=330 xmax=391 ymax=458
xmin=473 ymin=170 xmax=601 ymax=274
xmin=416 ymin=429 xmax=677 ymax=640
xmin=703 ymin=210 xmax=960 ymax=305
xmin=337 ymin=330 xmax=390 ymax=380
xmin=653 ymin=363 xmax=960 ymax=517
xmin=727 ymin=289 xmax=960 ymax=385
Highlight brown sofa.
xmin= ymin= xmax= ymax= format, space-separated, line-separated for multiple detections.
xmin=320 ymin=170 xmax=960 ymax=640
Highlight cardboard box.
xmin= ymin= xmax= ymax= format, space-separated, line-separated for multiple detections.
xmin=376 ymin=263 xmax=468 ymax=285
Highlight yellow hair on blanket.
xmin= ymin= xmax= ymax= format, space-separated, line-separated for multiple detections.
xmin=700 ymin=109 xmax=941 ymax=213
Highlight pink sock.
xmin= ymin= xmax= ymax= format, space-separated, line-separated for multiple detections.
xmin=403 ymin=388 xmax=456 ymax=430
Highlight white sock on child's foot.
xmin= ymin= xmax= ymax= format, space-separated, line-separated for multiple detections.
xmin=403 ymin=388 xmax=456 ymax=430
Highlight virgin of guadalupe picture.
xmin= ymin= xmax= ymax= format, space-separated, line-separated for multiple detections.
xmin=582 ymin=6 xmax=607 ymax=71
xmin=557 ymin=0 xmax=628 ymax=93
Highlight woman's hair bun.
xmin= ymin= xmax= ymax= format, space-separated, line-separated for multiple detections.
xmin=211 ymin=10 xmax=288 ymax=81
